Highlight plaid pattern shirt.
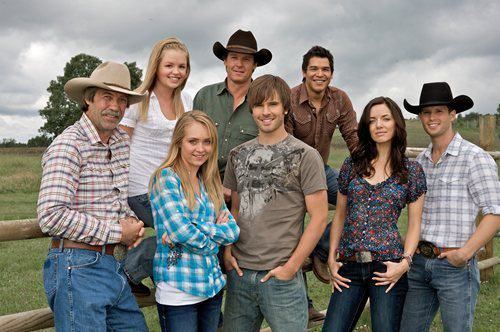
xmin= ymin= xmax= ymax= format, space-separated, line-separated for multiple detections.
xmin=37 ymin=114 xmax=134 ymax=245
xmin=150 ymin=167 xmax=239 ymax=297
xmin=417 ymin=133 xmax=500 ymax=248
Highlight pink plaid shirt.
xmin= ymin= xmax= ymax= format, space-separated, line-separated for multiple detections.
xmin=37 ymin=113 xmax=134 ymax=245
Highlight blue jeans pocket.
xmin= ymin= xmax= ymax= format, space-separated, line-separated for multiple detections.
xmin=69 ymin=251 xmax=100 ymax=269
xmin=43 ymin=253 xmax=58 ymax=297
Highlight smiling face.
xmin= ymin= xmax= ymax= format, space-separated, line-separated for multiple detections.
xmin=180 ymin=121 xmax=213 ymax=173
xmin=85 ymin=88 xmax=128 ymax=142
xmin=303 ymin=56 xmax=333 ymax=95
xmin=224 ymin=51 xmax=257 ymax=85
xmin=155 ymin=49 xmax=188 ymax=91
xmin=368 ymin=103 xmax=396 ymax=145
xmin=251 ymin=91 xmax=286 ymax=135
xmin=419 ymin=105 xmax=456 ymax=139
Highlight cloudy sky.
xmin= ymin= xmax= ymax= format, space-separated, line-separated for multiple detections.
xmin=1 ymin=0 xmax=499 ymax=142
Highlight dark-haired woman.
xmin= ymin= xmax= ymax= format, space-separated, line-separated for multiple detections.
xmin=323 ymin=97 xmax=426 ymax=332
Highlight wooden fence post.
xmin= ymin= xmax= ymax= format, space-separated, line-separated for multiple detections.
xmin=477 ymin=114 xmax=496 ymax=281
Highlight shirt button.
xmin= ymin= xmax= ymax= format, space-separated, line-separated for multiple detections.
xmin=228 ymin=122 xmax=231 ymax=125
xmin=225 ymin=139 xmax=228 ymax=142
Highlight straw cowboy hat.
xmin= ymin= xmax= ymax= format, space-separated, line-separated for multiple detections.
xmin=213 ymin=29 xmax=272 ymax=66
xmin=64 ymin=61 xmax=146 ymax=105
xmin=403 ymin=82 xmax=473 ymax=115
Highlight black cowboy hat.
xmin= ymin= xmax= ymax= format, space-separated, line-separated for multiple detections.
xmin=213 ymin=29 xmax=272 ymax=67
xmin=403 ymin=82 xmax=473 ymax=115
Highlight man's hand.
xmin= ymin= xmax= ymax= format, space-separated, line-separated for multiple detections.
xmin=260 ymin=265 xmax=296 ymax=283
xmin=328 ymin=259 xmax=351 ymax=292
xmin=223 ymin=246 xmax=242 ymax=276
xmin=223 ymin=186 xmax=232 ymax=203
xmin=439 ymin=248 xmax=469 ymax=267
xmin=120 ymin=217 xmax=145 ymax=249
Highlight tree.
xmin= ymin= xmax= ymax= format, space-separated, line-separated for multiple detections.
xmin=39 ymin=54 xmax=142 ymax=138
xmin=27 ymin=134 xmax=52 ymax=147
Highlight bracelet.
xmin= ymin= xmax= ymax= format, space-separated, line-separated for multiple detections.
xmin=401 ymin=253 xmax=413 ymax=270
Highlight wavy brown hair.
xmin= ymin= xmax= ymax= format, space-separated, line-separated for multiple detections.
xmin=149 ymin=111 xmax=223 ymax=212
xmin=351 ymin=96 xmax=408 ymax=183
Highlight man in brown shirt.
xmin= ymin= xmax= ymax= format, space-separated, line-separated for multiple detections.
xmin=286 ymin=45 xmax=358 ymax=319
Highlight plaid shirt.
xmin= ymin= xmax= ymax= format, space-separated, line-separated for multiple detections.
xmin=417 ymin=133 xmax=500 ymax=248
xmin=150 ymin=167 xmax=239 ymax=297
xmin=37 ymin=114 xmax=134 ymax=245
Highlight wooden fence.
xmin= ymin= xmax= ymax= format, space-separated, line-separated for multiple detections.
xmin=0 ymin=115 xmax=498 ymax=331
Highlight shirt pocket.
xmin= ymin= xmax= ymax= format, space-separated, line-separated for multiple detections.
xmin=237 ymin=125 xmax=258 ymax=143
xmin=292 ymin=112 xmax=313 ymax=139
xmin=324 ymin=109 xmax=340 ymax=135
xmin=436 ymin=176 xmax=465 ymax=199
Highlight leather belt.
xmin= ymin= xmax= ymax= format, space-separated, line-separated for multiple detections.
xmin=51 ymin=239 xmax=115 ymax=256
xmin=416 ymin=240 xmax=458 ymax=259
xmin=340 ymin=251 xmax=373 ymax=263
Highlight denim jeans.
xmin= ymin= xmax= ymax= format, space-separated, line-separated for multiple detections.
xmin=323 ymin=260 xmax=408 ymax=332
xmin=123 ymin=194 xmax=156 ymax=284
xmin=312 ymin=165 xmax=339 ymax=263
xmin=157 ymin=290 xmax=223 ymax=332
xmin=43 ymin=247 xmax=147 ymax=331
xmin=400 ymin=254 xmax=480 ymax=332
xmin=223 ymin=268 xmax=308 ymax=332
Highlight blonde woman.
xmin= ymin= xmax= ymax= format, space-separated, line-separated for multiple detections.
xmin=150 ymin=111 xmax=239 ymax=332
xmin=120 ymin=37 xmax=192 ymax=294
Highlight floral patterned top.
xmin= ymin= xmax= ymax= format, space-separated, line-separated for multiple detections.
xmin=338 ymin=157 xmax=427 ymax=261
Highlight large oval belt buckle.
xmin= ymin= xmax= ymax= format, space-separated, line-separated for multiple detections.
xmin=113 ymin=244 xmax=127 ymax=261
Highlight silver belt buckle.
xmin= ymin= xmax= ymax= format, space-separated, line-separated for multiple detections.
xmin=355 ymin=251 xmax=373 ymax=263
xmin=113 ymin=244 xmax=127 ymax=261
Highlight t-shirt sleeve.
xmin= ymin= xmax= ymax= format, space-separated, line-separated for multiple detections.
xmin=338 ymin=157 xmax=353 ymax=195
xmin=182 ymin=91 xmax=193 ymax=112
xmin=223 ymin=150 xmax=237 ymax=191
xmin=406 ymin=160 xmax=427 ymax=203
xmin=300 ymin=148 xmax=328 ymax=195
xmin=120 ymin=103 xmax=139 ymax=128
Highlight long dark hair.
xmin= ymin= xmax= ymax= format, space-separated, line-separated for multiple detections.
xmin=351 ymin=96 xmax=408 ymax=183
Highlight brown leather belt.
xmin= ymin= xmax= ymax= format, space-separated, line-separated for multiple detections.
xmin=51 ymin=239 xmax=115 ymax=256
xmin=340 ymin=251 xmax=374 ymax=263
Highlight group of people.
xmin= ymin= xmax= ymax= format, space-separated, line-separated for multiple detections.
xmin=36 ymin=29 xmax=499 ymax=332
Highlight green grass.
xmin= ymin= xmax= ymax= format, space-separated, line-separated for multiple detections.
xmin=0 ymin=123 xmax=498 ymax=331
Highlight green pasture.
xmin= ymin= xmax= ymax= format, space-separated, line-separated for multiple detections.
xmin=0 ymin=124 xmax=498 ymax=331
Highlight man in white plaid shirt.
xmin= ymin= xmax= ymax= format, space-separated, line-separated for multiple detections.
xmin=400 ymin=82 xmax=500 ymax=332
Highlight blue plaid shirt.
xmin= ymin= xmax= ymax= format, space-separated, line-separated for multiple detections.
xmin=150 ymin=167 xmax=239 ymax=297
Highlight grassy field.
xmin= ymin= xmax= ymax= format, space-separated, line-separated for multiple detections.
xmin=0 ymin=124 xmax=498 ymax=331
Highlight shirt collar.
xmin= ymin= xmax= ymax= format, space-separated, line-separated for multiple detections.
xmin=298 ymin=83 xmax=332 ymax=106
xmin=217 ymin=80 xmax=228 ymax=95
xmin=79 ymin=113 xmax=125 ymax=146
xmin=423 ymin=132 xmax=462 ymax=160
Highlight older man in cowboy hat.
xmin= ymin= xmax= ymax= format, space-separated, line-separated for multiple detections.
xmin=37 ymin=61 xmax=148 ymax=331
xmin=400 ymin=82 xmax=500 ymax=332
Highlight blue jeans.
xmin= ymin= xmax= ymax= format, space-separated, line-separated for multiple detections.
xmin=400 ymin=254 xmax=480 ymax=332
xmin=323 ymin=260 xmax=408 ymax=332
xmin=123 ymin=194 xmax=156 ymax=284
xmin=43 ymin=247 xmax=147 ymax=331
xmin=223 ymin=268 xmax=308 ymax=332
xmin=157 ymin=290 xmax=223 ymax=332
xmin=312 ymin=165 xmax=339 ymax=263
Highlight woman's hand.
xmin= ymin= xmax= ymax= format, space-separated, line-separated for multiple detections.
xmin=372 ymin=260 xmax=409 ymax=293
xmin=328 ymin=258 xmax=351 ymax=292
xmin=161 ymin=232 xmax=175 ymax=248
xmin=216 ymin=210 xmax=230 ymax=224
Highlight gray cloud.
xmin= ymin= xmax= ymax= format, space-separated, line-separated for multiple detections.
xmin=1 ymin=0 xmax=499 ymax=142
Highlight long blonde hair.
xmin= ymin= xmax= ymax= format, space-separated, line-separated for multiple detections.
xmin=150 ymin=111 xmax=224 ymax=213
xmin=136 ymin=37 xmax=191 ymax=122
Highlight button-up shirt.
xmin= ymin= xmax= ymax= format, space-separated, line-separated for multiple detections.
xmin=193 ymin=81 xmax=258 ymax=177
xmin=286 ymin=83 xmax=358 ymax=163
xmin=417 ymin=133 xmax=500 ymax=248
xmin=37 ymin=113 xmax=134 ymax=245
xmin=150 ymin=167 xmax=239 ymax=297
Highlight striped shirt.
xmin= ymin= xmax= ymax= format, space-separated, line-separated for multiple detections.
xmin=417 ymin=133 xmax=500 ymax=248
xmin=37 ymin=113 xmax=134 ymax=245
xmin=150 ymin=167 xmax=239 ymax=298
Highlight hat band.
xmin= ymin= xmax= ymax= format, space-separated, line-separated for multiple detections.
xmin=226 ymin=45 xmax=257 ymax=53
xmin=103 ymin=82 xmax=131 ymax=91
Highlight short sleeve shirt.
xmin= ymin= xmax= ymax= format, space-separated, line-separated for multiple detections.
xmin=337 ymin=157 xmax=427 ymax=260
xmin=224 ymin=135 xmax=327 ymax=270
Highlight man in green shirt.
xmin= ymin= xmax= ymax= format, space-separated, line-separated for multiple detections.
xmin=193 ymin=29 xmax=272 ymax=201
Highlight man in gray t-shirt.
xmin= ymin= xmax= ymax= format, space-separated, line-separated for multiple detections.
xmin=222 ymin=75 xmax=328 ymax=332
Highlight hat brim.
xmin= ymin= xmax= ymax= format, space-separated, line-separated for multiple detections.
xmin=213 ymin=41 xmax=272 ymax=66
xmin=64 ymin=78 xmax=146 ymax=106
xmin=404 ymin=95 xmax=473 ymax=115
